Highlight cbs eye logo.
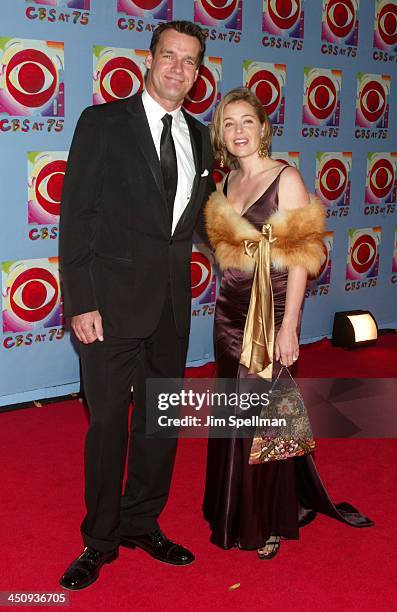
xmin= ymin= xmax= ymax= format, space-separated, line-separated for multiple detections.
xmin=191 ymin=248 xmax=215 ymax=303
xmin=374 ymin=1 xmax=397 ymax=49
xmin=117 ymin=0 xmax=171 ymax=18
xmin=347 ymin=229 xmax=380 ymax=279
xmin=303 ymin=68 xmax=341 ymax=126
xmin=365 ymin=154 xmax=396 ymax=204
xmin=28 ymin=151 xmax=68 ymax=224
xmin=263 ymin=0 xmax=303 ymax=36
xmin=93 ymin=47 xmax=147 ymax=105
xmin=322 ymin=0 xmax=358 ymax=44
xmin=316 ymin=154 xmax=350 ymax=206
xmin=356 ymin=74 xmax=390 ymax=128
xmin=0 ymin=39 xmax=64 ymax=116
xmin=244 ymin=62 xmax=286 ymax=123
xmin=194 ymin=0 xmax=242 ymax=29
xmin=2 ymin=259 xmax=61 ymax=332
xmin=183 ymin=59 xmax=221 ymax=122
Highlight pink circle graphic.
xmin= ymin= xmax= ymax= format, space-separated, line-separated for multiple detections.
xmin=35 ymin=159 xmax=66 ymax=217
xmin=369 ymin=158 xmax=394 ymax=199
xmin=359 ymin=80 xmax=386 ymax=123
xmin=267 ymin=0 xmax=301 ymax=31
xmin=350 ymin=234 xmax=377 ymax=275
xmin=199 ymin=0 xmax=238 ymax=21
xmin=191 ymin=252 xmax=212 ymax=298
xmin=9 ymin=267 xmax=59 ymax=323
xmin=319 ymin=158 xmax=348 ymax=201
xmin=307 ymin=74 xmax=337 ymax=121
xmin=326 ymin=0 xmax=356 ymax=39
xmin=247 ymin=69 xmax=281 ymax=117
xmin=184 ymin=65 xmax=216 ymax=116
xmin=100 ymin=56 xmax=144 ymax=103
xmin=377 ymin=3 xmax=397 ymax=47
xmin=6 ymin=48 xmax=57 ymax=108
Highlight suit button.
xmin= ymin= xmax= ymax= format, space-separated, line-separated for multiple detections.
xmin=169 ymin=238 xmax=173 ymax=245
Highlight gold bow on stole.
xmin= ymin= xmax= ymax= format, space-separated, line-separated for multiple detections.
xmin=239 ymin=224 xmax=277 ymax=379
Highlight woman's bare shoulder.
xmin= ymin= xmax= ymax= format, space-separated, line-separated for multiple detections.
xmin=278 ymin=166 xmax=309 ymax=210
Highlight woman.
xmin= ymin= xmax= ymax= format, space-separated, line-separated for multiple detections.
xmin=203 ymin=88 xmax=373 ymax=559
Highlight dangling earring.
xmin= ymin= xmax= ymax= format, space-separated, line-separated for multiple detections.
xmin=219 ymin=151 xmax=225 ymax=168
xmin=258 ymin=138 xmax=268 ymax=159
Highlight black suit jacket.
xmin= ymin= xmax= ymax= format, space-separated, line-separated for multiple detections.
xmin=59 ymin=93 xmax=214 ymax=337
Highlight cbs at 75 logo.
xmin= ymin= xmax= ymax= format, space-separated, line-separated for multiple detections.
xmin=355 ymin=73 xmax=391 ymax=128
xmin=184 ymin=57 xmax=222 ymax=123
xmin=0 ymin=38 xmax=64 ymax=117
xmin=194 ymin=0 xmax=242 ymax=30
xmin=262 ymin=0 xmax=304 ymax=38
xmin=2 ymin=258 xmax=62 ymax=333
xmin=93 ymin=46 xmax=147 ymax=104
xmin=374 ymin=0 xmax=397 ymax=51
xmin=346 ymin=227 xmax=381 ymax=280
xmin=365 ymin=152 xmax=397 ymax=204
xmin=303 ymin=67 xmax=341 ymax=126
xmin=322 ymin=0 xmax=359 ymax=45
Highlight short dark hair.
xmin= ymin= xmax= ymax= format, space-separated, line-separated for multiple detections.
xmin=150 ymin=20 xmax=206 ymax=66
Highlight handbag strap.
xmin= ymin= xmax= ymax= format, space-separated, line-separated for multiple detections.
xmin=269 ymin=365 xmax=298 ymax=393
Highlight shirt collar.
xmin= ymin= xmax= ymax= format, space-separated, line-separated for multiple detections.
xmin=142 ymin=89 xmax=182 ymax=126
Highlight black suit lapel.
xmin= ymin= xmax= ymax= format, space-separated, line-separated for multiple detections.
xmin=126 ymin=95 xmax=169 ymax=224
xmin=174 ymin=109 xmax=203 ymax=232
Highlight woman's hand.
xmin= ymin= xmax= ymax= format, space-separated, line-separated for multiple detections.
xmin=275 ymin=322 xmax=299 ymax=367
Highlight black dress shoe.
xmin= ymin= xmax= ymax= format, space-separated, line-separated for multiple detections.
xmin=59 ymin=547 xmax=118 ymax=590
xmin=120 ymin=529 xmax=194 ymax=565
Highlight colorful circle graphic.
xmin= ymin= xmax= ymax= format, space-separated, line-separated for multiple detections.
xmin=9 ymin=267 xmax=59 ymax=323
xmin=184 ymin=65 xmax=216 ymax=116
xmin=307 ymin=74 xmax=337 ymax=121
xmin=377 ymin=2 xmax=397 ymax=47
xmin=247 ymin=70 xmax=281 ymax=117
xmin=359 ymin=80 xmax=387 ymax=124
xmin=34 ymin=159 xmax=66 ymax=217
xmin=267 ymin=0 xmax=301 ymax=31
xmin=369 ymin=158 xmax=395 ymax=200
xmin=191 ymin=252 xmax=212 ymax=299
xmin=350 ymin=234 xmax=377 ymax=275
xmin=100 ymin=56 xmax=144 ymax=103
xmin=199 ymin=0 xmax=238 ymax=21
xmin=325 ymin=0 xmax=356 ymax=39
xmin=319 ymin=158 xmax=348 ymax=201
xmin=6 ymin=48 xmax=57 ymax=108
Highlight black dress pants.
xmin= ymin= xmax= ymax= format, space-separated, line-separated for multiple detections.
xmin=78 ymin=292 xmax=189 ymax=551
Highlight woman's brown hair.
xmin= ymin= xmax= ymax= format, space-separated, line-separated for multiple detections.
xmin=211 ymin=87 xmax=272 ymax=168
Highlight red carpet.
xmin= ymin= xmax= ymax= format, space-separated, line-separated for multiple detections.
xmin=0 ymin=337 xmax=396 ymax=611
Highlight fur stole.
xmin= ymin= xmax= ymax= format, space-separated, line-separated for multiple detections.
xmin=204 ymin=185 xmax=326 ymax=276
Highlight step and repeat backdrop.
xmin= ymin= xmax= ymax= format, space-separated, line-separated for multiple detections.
xmin=1 ymin=0 xmax=396 ymax=406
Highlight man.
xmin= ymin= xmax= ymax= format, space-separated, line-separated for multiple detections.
xmin=59 ymin=21 xmax=214 ymax=590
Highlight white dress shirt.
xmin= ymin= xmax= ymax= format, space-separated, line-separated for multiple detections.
xmin=142 ymin=89 xmax=196 ymax=234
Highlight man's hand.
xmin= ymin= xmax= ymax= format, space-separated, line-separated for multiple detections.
xmin=71 ymin=310 xmax=104 ymax=344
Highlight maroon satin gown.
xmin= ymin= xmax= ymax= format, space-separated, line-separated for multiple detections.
xmin=203 ymin=167 xmax=373 ymax=550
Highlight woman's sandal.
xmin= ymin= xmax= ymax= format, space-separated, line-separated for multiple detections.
xmin=257 ymin=535 xmax=281 ymax=560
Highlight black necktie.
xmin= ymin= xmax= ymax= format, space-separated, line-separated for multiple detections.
xmin=160 ymin=113 xmax=178 ymax=221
